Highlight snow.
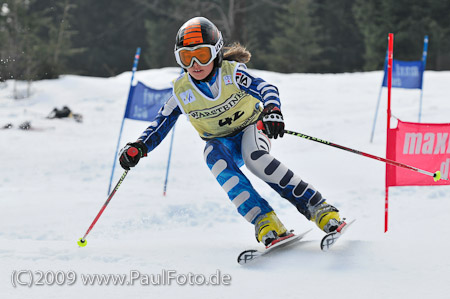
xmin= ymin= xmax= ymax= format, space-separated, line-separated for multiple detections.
xmin=1 ymin=68 xmax=450 ymax=298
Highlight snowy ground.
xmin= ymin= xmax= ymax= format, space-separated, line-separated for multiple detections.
xmin=1 ymin=68 xmax=450 ymax=298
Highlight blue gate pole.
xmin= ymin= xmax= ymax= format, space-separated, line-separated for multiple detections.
xmin=418 ymin=35 xmax=429 ymax=123
xmin=163 ymin=123 xmax=176 ymax=196
xmin=107 ymin=47 xmax=141 ymax=194
xmin=370 ymin=46 xmax=388 ymax=143
xmin=370 ymin=83 xmax=385 ymax=143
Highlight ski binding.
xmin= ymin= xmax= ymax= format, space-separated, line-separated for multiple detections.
xmin=320 ymin=219 xmax=356 ymax=251
xmin=237 ymin=229 xmax=312 ymax=265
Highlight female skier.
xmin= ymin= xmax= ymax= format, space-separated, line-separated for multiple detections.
xmin=119 ymin=17 xmax=343 ymax=246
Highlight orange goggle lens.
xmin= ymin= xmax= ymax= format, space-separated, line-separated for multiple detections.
xmin=178 ymin=47 xmax=213 ymax=67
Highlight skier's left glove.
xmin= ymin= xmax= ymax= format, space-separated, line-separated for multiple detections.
xmin=260 ymin=104 xmax=285 ymax=139
xmin=119 ymin=141 xmax=148 ymax=170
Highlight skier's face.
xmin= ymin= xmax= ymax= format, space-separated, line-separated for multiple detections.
xmin=187 ymin=61 xmax=214 ymax=81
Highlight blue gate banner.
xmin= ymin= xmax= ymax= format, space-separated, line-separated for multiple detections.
xmin=382 ymin=60 xmax=424 ymax=89
xmin=124 ymin=81 xmax=172 ymax=121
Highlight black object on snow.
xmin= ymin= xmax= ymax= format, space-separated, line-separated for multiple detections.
xmin=47 ymin=106 xmax=72 ymax=118
xmin=47 ymin=106 xmax=83 ymax=123
xmin=18 ymin=121 xmax=31 ymax=130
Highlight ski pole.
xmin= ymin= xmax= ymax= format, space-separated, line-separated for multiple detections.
xmin=284 ymin=129 xmax=443 ymax=182
xmin=77 ymin=147 xmax=138 ymax=247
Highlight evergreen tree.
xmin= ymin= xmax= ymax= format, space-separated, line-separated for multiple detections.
xmin=383 ymin=0 xmax=430 ymax=61
xmin=45 ymin=0 xmax=82 ymax=78
xmin=2 ymin=0 xmax=450 ymax=79
xmin=266 ymin=0 xmax=322 ymax=73
xmin=353 ymin=0 xmax=390 ymax=70
xmin=243 ymin=0 xmax=287 ymax=71
xmin=312 ymin=0 xmax=364 ymax=72
xmin=0 ymin=2 xmax=13 ymax=81
xmin=143 ymin=16 xmax=178 ymax=68
xmin=0 ymin=0 xmax=53 ymax=96
xmin=428 ymin=0 xmax=450 ymax=70
xmin=67 ymin=0 xmax=147 ymax=77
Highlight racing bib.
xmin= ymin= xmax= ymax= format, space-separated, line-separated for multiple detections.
xmin=172 ymin=61 xmax=262 ymax=138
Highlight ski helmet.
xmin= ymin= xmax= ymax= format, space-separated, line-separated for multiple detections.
xmin=174 ymin=17 xmax=224 ymax=78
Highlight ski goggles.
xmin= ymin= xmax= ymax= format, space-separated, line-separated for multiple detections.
xmin=174 ymin=34 xmax=223 ymax=68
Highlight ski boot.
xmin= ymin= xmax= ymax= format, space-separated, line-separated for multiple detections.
xmin=254 ymin=211 xmax=289 ymax=246
xmin=310 ymin=202 xmax=343 ymax=233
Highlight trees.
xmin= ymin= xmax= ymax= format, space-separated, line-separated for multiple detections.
xmin=1 ymin=0 xmax=449 ymax=82
xmin=312 ymin=0 xmax=364 ymax=73
xmin=265 ymin=0 xmax=323 ymax=73
xmin=428 ymin=0 xmax=450 ymax=70
xmin=0 ymin=0 xmax=80 ymax=97
xmin=0 ymin=0 xmax=51 ymax=97
xmin=353 ymin=0 xmax=389 ymax=70
xmin=354 ymin=0 xmax=450 ymax=71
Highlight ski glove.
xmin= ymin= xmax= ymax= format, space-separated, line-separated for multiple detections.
xmin=119 ymin=141 xmax=148 ymax=170
xmin=260 ymin=104 xmax=285 ymax=139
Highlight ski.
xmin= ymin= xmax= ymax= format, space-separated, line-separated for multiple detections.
xmin=320 ymin=219 xmax=356 ymax=251
xmin=237 ymin=229 xmax=312 ymax=265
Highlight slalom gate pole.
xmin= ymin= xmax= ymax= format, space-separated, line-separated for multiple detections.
xmin=370 ymin=43 xmax=389 ymax=143
xmin=385 ymin=33 xmax=394 ymax=233
xmin=418 ymin=35 xmax=429 ymax=123
xmin=78 ymin=148 xmax=138 ymax=247
xmin=284 ymin=129 xmax=443 ymax=182
xmin=163 ymin=123 xmax=176 ymax=196
xmin=107 ymin=47 xmax=141 ymax=195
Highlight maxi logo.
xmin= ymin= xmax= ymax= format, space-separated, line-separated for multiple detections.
xmin=403 ymin=132 xmax=450 ymax=154
xmin=189 ymin=91 xmax=247 ymax=119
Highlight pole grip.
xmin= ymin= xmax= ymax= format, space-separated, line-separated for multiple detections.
xmin=127 ymin=147 xmax=139 ymax=158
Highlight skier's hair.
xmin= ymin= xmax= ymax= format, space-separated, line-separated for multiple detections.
xmin=223 ymin=42 xmax=251 ymax=63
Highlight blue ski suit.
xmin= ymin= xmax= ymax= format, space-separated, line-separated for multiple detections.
xmin=137 ymin=60 xmax=325 ymax=224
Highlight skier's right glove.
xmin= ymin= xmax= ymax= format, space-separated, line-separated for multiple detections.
xmin=119 ymin=141 xmax=148 ymax=170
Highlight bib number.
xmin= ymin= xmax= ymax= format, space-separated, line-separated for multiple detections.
xmin=219 ymin=111 xmax=244 ymax=127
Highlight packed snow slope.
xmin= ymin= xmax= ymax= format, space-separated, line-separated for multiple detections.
xmin=1 ymin=68 xmax=450 ymax=299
